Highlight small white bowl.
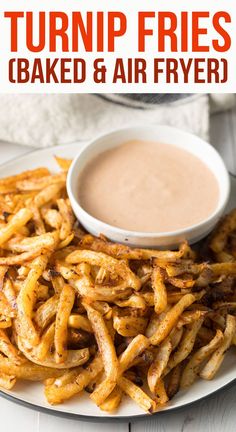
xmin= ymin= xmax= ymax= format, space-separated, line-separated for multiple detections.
xmin=67 ymin=125 xmax=230 ymax=249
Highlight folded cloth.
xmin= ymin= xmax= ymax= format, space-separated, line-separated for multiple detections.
xmin=0 ymin=94 xmax=209 ymax=148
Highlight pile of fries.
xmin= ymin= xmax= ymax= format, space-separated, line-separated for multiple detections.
xmin=0 ymin=157 xmax=236 ymax=414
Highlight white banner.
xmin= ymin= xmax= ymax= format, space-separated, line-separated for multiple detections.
xmin=0 ymin=0 xmax=235 ymax=93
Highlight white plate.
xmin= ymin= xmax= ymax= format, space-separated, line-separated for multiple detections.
xmin=0 ymin=142 xmax=236 ymax=421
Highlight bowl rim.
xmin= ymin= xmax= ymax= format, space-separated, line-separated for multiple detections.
xmin=67 ymin=125 xmax=230 ymax=239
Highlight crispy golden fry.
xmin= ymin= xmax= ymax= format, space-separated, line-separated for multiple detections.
xmin=34 ymin=295 xmax=59 ymax=330
xmin=113 ymin=313 xmax=148 ymax=337
xmin=148 ymin=338 xmax=172 ymax=394
xmin=34 ymin=183 xmax=64 ymax=208
xmin=154 ymin=378 xmax=169 ymax=405
xmin=118 ymin=376 xmax=156 ymax=413
xmin=55 ymin=284 xmax=75 ymax=363
xmin=54 ymin=156 xmax=72 ymax=172
xmin=68 ymin=314 xmax=92 ymax=333
xmin=0 ymin=208 xmax=32 ymax=247
xmin=150 ymin=294 xmax=196 ymax=346
xmin=28 ymin=200 xmax=46 ymax=235
xmin=2 ymin=277 xmax=17 ymax=310
xmin=152 ymin=267 xmax=167 ymax=314
xmin=164 ymin=262 xmax=206 ymax=277
xmin=4 ymin=232 xmax=59 ymax=253
xmin=58 ymin=233 xmax=74 ymax=249
xmin=145 ymin=311 xmax=164 ymax=337
xmin=16 ymin=173 xmax=66 ymax=191
xmin=0 ymin=249 xmax=46 ymax=266
xmin=181 ymin=329 xmax=224 ymax=388
xmin=115 ymin=294 xmax=146 ymax=309
xmin=169 ymin=327 xmax=183 ymax=350
xmin=70 ymin=276 xmax=132 ymax=302
xmin=41 ymin=208 xmax=62 ymax=230
xmin=165 ymin=318 xmax=205 ymax=375
xmin=83 ymin=303 xmax=119 ymax=406
xmin=166 ymin=364 xmax=181 ymax=399
xmin=177 ymin=310 xmax=207 ymax=328
xmin=45 ymin=354 xmax=103 ymax=404
xmin=0 ymin=168 xmax=50 ymax=187
xmin=16 ymin=255 xmax=48 ymax=346
xmin=57 ymin=198 xmax=75 ymax=241
xmin=100 ymin=386 xmax=123 ymax=412
xmin=80 ymin=234 xmax=184 ymax=261
xmin=119 ymin=334 xmax=150 ymax=374
xmin=0 ymin=354 xmax=67 ymax=380
xmin=0 ymin=372 xmax=16 ymax=390
xmin=200 ymin=315 xmax=236 ymax=380
xmin=0 ymin=291 xmax=15 ymax=318
xmin=66 ymin=250 xmax=141 ymax=291
xmin=36 ymin=322 xmax=55 ymax=361
xmin=17 ymin=335 xmax=89 ymax=369
xmin=168 ymin=277 xmax=195 ymax=289
xmin=0 ymin=329 xmax=21 ymax=364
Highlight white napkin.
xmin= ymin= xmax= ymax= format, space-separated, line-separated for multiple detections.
xmin=0 ymin=94 xmax=209 ymax=149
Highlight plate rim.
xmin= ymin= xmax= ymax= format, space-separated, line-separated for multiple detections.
xmin=1 ymin=378 xmax=236 ymax=422
xmin=0 ymin=142 xmax=236 ymax=421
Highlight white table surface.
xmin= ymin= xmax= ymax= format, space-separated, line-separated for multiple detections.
xmin=0 ymin=108 xmax=236 ymax=432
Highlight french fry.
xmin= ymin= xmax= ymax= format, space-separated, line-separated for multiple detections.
xmin=115 ymin=294 xmax=147 ymax=309
xmin=34 ymin=294 xmax=59 ymax=330
xmin=80 ymin=234 xmax=184 ymax=261
xmin=83 ymin=303 xmax=119 ymax=406
xmin=34 ymin=183 xmax=64 ymax=208
xmin=0 ymin=372 xmax=16 ymax=390
xmin=0 ymin=291 xmax=15 ymax=318
xmin=152 ymin=267 xmax=167 ymax=314
xmin=113 ymin=312 xmax=148 ymax=337
xmin=66 ymin=250 xmax=141 ymax=291
xmin=119 ymin=334 xmax=150 ymax=374
xmin=181 ymin=329 xmax=224 ymax=388
xmin=166 ymin=364 xmax=182 ymax=399
xmin=55 ymin=284 xmax=75 ymax=363
xmin=17 ymin=336 xmax=89 ymax=369
xmin=0 ymin=329 xmax=22 ymax=364
xmin=0 ymin=354 xmax=67 ymax=380
xmin=68 ymin=314 xmax=92 ymax=333
xmin=150 ymin=294 xmax=196 ymax=346
xmin=100 ymin=386 xmax=123 ymax=412
xmin=57 ymin=198 xmax=75 ymax=240
xmin=4 ymin=232 xmax=58 ymax=253
xmin=41 ymin=208 xmax=62 ymax=230
xmin=16 ymin=173 xmax=66 ymax=191
xmin=54 ymin=156 xmax=72 ymax=172
xmin=16 ymin=255 xmax=48 ymax=346
xmin=165 ymin=318 xmax=204 ymax=375
xmin=154 ymin=378 xmax=169 ymax=405
xmin=118 ymin=376 xmax=156 ymax=413
xmin=36 ymin=322 xmax=55 ymax=361
xmin=45 ymin=354 xmax=103 ymax=404
xmin=200 ymin=315 xmax=236 ymax=380
xmin=148 ymin=338 xmax=172 ymax=394
xmin=0 ymin=168 xmax=50 ymax=187
xmin=0 ymin=208 xmax=32 ymax=247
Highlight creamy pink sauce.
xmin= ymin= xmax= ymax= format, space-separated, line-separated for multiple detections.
xmin=78 ymin=140 xmax=219 ymax=233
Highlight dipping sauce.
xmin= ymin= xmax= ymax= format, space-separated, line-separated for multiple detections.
xmin=78 ymin=140 xmax=219 ymax=233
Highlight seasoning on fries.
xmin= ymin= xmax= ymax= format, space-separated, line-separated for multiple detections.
xmin=0 ymin=158 xmax=236 ymax=413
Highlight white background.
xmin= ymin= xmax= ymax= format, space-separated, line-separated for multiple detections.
xmin=0 ymin=0 xmax=235 ymax=92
